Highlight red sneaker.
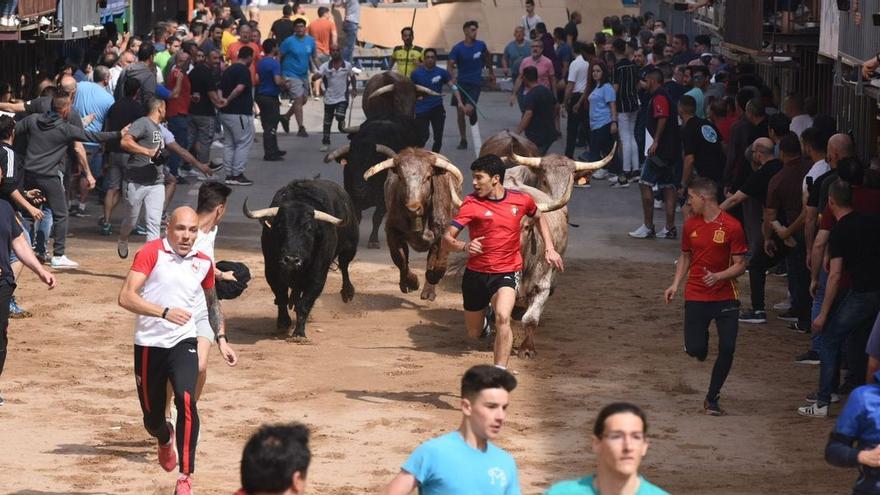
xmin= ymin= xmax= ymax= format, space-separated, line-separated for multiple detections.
xmin=175 ymin=474 xmax=193 ymax=495
xmin=158 ymin=423 xmax=177 ymax=472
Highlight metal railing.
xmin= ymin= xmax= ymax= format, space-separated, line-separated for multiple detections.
xmin=657 ymin=0 xmax=715 ymax=41
xmin=832 ymin=82 xmax=879 ymax=161
xmin=837 ymin=1 xmax=880 ymax=64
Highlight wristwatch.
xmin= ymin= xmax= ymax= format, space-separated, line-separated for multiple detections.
xmin=216 ymin=334 xmax=228 ymax=343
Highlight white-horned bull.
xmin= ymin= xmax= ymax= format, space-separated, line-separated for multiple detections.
xmin=479 ymin=133 xmax=615 ymax=357
xmin=363 ymin=148 xmax=464 ymax=301
xmin=243 ymin=179 xmax=359 ymax=339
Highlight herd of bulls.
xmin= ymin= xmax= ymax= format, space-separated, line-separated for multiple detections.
xmin=243 ymin=71 xmax=613 ymax=357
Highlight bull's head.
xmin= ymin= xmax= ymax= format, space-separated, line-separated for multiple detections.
xmin=323 ymin=144 xmax=397 ymax=165
xmin=243 ymin=197 xmax=342 ymax=271
xmin=363 ymin=71 xmax=442 ymax=119
xmin=363 ymin=148 xmax=463 ymax=230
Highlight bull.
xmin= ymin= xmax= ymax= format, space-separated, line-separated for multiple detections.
xmin=478 ymin=134 xmax=615 ymax=358
xmin=363 ymin=148 xmax=464 ymax=301
xmin=243 ymin=179 xmax=358 ymax=339
xmin=324 ymin=116 xmax=421 ymax=249
xmin=359 ymin=71 xmax=440 ymax=122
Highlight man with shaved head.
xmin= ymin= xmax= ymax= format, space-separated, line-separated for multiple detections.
xmin=719 ymin=137 xmax=782 ymax=324
xmin=119 ymin=206 xmax=225 ymax=494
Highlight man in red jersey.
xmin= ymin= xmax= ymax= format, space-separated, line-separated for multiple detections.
xmin=664 ymin=177 xmax=747 ymax=416
xmin=442 ymin=155 xmax=564 ymax=369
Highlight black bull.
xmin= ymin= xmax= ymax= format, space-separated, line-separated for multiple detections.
xmin=324 ymin=116 xmax=421 ymax=248
xmin=244 ymin=179 xmax=358 ymax=339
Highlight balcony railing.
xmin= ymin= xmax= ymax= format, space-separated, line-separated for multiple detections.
xmin=837 ymin=0 xmax=880 ymax=64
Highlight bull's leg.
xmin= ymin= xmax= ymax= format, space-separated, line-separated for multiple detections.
xmin=368 ymin=205 xmax=384 ymax=249
xmin=269 ymin=281 xmax=292 ymax=332
xmin=517 ymin=271 xmax=556 ymax=359
xmin=421 ymin=241 xmax=448 ymax=301
xmin=387 ymin=230 xmax=419 ymax=293
xmin=291 ymin=264 xmax=332 ymax=339
xmin=338 ymin=250 xmax=356 ymax=303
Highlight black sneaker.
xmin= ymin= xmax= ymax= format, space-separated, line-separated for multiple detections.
xmin=659 ymin=226 xmax=677 ymax=239
xmin=236 ymin=174 xmax=254 ymax=186
xmin=739 ymin=309 xmax=767 ymax=324
xmin=767 ymin=264 xmax=787 ymax=277
xmin=480 ymin=305 xmax=495 ymax=340
xmin=263 ymin=154 xmax=284 ymax=162
xmin=297 ymin=127 xmax=309 ymax=138
xmin=224 ymin=175 xmax=242 ymax=185
xmin=457 ymin=140 xmax=467 ymax=150
xmin=795 ymin=350 xmax=820 ymax=364
xmin=777 ymin=309 xmax=799 ymax=322
xmin=280 ymin=115 xmax=291 ymax=134
xmin=703 ymin=395 xmax=725 ymax=416
xmin=788 ymin=321 xmax=810 ymax=334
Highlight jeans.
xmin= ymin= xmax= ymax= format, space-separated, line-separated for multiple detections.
xmin=24 ymin=173 xmax=67 ymax=256
xmin=255 ymin=94 xmax=281 ymax=156
xmin=322 ymin=101 xmax=348 ymax=142
xmin=219 ymin=113 xmax=255 ymax=177
xmin=618 ymin=111 xmax=639 ymax=174
xmin=166 ymin=115 xmax=189 ymax=176
xmin=33 ymin=208 xmax=52 ymax=257
xmin=342 ymin=21 xmax=358 ymax=64
xmin=588 ymin=123 xmax=618 ymax=166
xmin=122 ymin=182 xmax=164 ymax=242
xmin=1 ymin=0 xmax=18 ymax=16
xmin=786 ymin=236 xmax=812 ymax=327
xmin=810 ymin=269 xmax=828 ymax=354
xmin=415 ymin=105 xmax=446 ymax=153
xmin=564 ymin=93 xmax=585 ymax=158
xmin=817 ymin=290 xmax=880 ymax=405
xmin=188 ymin=114 xmax=215 ymax=164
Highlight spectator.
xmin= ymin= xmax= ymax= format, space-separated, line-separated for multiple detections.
xmin=308 ymin=6 xmax=338 ymax=97
xmin=535 ymin=23 xmax=559 ymax=77
xmin=280 ymin=18 xmax=317 ymax=138
xmin=333 ymin=0 xmax=360 ymax=64
xmin=382 ymin=365 xmax=520 ymax=495
xmin=767 ymin=112 xmax=791 ymax=155
xmin=630 ymin=68 xmax=680 ymax=240
xmin=694 ymin=34 xmax=712 ymax=56
xmin=271 ymin=4 xmax=296 ymax=44
xmin=411 ymin=48 xmax=460 ymax=153
xmin=670 ymin=34 xmax=697 ymax=65
xmin=114 ymin=43 xmax=167 ymax=109
xmin=187 ymin=49 xmax=225 ymax=168
xmin=612 ymin=38 xmax=640 ymax=186
xmin=108 ymin=50 xmax=135 ymax=95
xmin=312 ymin=46 xmax=356 ymax=153
xmin=678 ymin=94 xmax=724 ymax=196
xmin=221 ymin=18 xmax=239 ymax=59
xmin=256 ymin=39 xmax=289 ymax=161
xmin=154 ymin=35 xmax=180 ymax=76
xmin=565 ymin=11 xmax=581 ymax=46
xmin=236 ymin=423 xmax=311 ymax=495
xmin=502 ymin=27 xmax=530 ymax=81
xmin=584 ymin=63 xmax=618 ymax=179
xmin=229 ymin=24 xmax=264 ymax=87
xmin=825 ymin=370 xmax=880 ymax=492
xmin=784 ymin=93 xmax=813 ymax=137
xmin=219 ymin=45 xmax=257 ymax=186
xmin=101 ymin=77 xmax=145 ymax=236
xmin=72 ymin=66 xmax=115 ymax=218
xmin=684 ymin=65 xmax=709 ymax=118
xmin=515 ymin=66 xmax=557 ymax=156
xmin=708 ymin=97 xmax=735 ymax=144
xmin=724 ymin=90 xmax=765 ymax=195
xmin=546 ymin=403 xmax=669 ymax=495
xmin=510 ymin=40 xmax=554 ymax=110
xmin=164 ymin=51 xmax=192 ymax=180
xmin=563 ymin=42 xmax=590 ymax=159
xmin=201 ymin=22 xmax=225 ymax=55
xmin=521 ymin=0 xmax=542 ymax=36
xmin=448 ymin=20 xmax=493 ymax=150
xmin=390 ymin=27 xmax=423 ymax=79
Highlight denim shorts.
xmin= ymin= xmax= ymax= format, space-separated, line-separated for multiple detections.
xmin=639 ymin=155 xmax=681 ymax=189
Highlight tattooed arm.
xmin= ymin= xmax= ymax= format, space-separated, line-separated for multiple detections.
xmin=205 ymin=286 xmax=238 ymax=366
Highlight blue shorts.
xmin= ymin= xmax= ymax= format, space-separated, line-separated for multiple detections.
xmin=639 ymin=156 xmax=681 ymax=189
xmin=451 ymin=82 xmax=481 ymax=107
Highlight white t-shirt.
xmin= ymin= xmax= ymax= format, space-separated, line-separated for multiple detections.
xmin=318 ymin=60 xmax=354 ymax=105
xmin=790 ymin=114 xmax=813 ymax=138
xmin=191 ymin=226 xmax=219 ymax=322
xmin=521 ymin=14 xmax=543 ymax=33
xmin=803 ymin=158 xmax=830 ymax=193
xmin=567 ymin=55 xmax=590 ymax=94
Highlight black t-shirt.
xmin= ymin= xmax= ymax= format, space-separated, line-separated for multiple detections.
xmin=219 ymin=63 xmax=254 ymax=115
xmin=564 ymin=21 xmax=578 ymax=43
xmin=271 ymin=18 xmax=295 ymax=44
xmin=103 ymin=98 xmax=146 ymax=153
xmin=189 ymin=63 xmax=220 ymax=117
xmin=522 ymin=85 xmax=557 ymax=147
xmin=828 ymin=211 xmax=880 ymax=293
xmin=682 ymin=117 xmax=725 ymax=183
xmin=809 ymin=169 xmax=838 ymax=209
xmin=613 ymin=58 xmax=640 ymax=113
xmin=0 ymin=143 xmax=23 ymax=202
xmin=0 ymin=198 xmax=23 ymax=285
xmin=740 ymin=158 xmax=782 ymax=204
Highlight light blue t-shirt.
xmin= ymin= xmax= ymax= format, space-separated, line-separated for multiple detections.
xmin=402 ymin=431 xmax=521 ymax=495
xmin=588 ymin=83 xmax=616 ymax=130
xmin=280 ymin=34 xmax=316 ymax=79
xmin=546 ymin=475 xmax=669 ymax=495
xmin=73 ymin=81 xmax=115 ymax=148
xmin=685 ymin=86 xmax=705 ymax=118
xmin=450 ymin=40 xmax=489 ymax=85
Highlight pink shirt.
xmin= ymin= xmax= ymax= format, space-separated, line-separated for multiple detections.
xmin=519 ymin=55 xmax=554 ymax=90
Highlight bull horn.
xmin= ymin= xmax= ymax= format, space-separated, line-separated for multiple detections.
xmin=573 ymin=142 xmax=617 ymax=172
xmin=375 ymin=144 xmax=397 ymax=159
xmin=341 ymin=126 xmax=360 ymax=133
xmin=510 ymin=152 xmax=543 ymax=169
xmin=368 ymin=84 xmax=394 ymax=100
xmin=512 ymin=176 xmax=574 ymax=213
xmin=415 ymin=84 xmax=441 ymax=97
xmin=429 ymin=153 xmax=464 ymax=184
xmin=363 ymin=158 xmax=396 ymax=180
xmin=314 ymin=209 xmax=343 ymax=225
xmin=448 ymin=176 xmax=463 ymax=208
xmin=324 ymin=144 xmax=350 ymax=163
xmin=243 ymin=198 xmax=279 ymax=219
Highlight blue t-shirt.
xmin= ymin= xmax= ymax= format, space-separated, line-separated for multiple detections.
xmin=73 ymin=81 xmax=115 ymax=147
xmin=588 ymin=83 xmax=616 ymax=130
xmin=834 ymin=376 xmax=880 ymax=448
xmin=450 ymin=40 xmax=488 ymax=85
xmin=411 ymin=66 xmax=450 ymax=114
xmin=280 ymin=34 xmax=316 ymax=79
xmin=402 ymin=431 xmax=521 ymax=495
xmin=257 ymin=57 xmax=282 ymax=97
xmin=546 ymin=475 xmax=669 ymax=495
xmin=504 ymin=40 xmax=530 ymax=78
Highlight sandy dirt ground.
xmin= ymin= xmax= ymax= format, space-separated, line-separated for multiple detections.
xmin=0 ymin=227 xmax=852 ymax=494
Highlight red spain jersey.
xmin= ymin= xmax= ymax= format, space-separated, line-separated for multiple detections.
xmin=681 ymin=211 xmax=748 ymax=302
xmin=451 ymin=189 xmax=537 ymax=273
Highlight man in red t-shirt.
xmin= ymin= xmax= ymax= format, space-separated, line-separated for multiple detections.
xmin=165 ymin=50 xmax=192 ymax=179
xmin=665 ymin=177 xmax=747 ymax=415
xmin=442 ymin=155 xmax=564 ymax=368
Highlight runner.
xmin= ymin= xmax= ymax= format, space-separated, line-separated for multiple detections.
xmin=447 ymin=20 xmax=494 ymax=150
xmin=664 ymin=177 xmax=747 ymax=415
xmin=382 ymin=365 xmax=521 ymax=494
xmin=546 ymin=403 xmax=669 ymax=495
xmin=118 ymin=206 xmax=226 ymax=495
xmin=442 ymin=155 xmax=564 ymax=368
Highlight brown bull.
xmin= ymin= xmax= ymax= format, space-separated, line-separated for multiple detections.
xmin=479 ymin=130 xmax=539 ymax=160
xmin=361 ymin=71 xmax=440 ymax=121
xmin=479 ymin=136 xmax=615 ymax=358
xmin=363 ymin=148 xmax=463 ymax=301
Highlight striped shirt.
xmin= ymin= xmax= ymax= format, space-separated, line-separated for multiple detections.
xmin=613 ymin=57 xmax=640 ymax=113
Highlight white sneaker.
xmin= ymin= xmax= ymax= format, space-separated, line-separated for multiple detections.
xmin=797 ymin=402 xmax=828 ymax=418
xmin=591 ymin=169 xmax=609 ymax=180
xmin=11 ymin=17 xmax=19 ymax=27
xmin=210 ymin=140 xmax=224 ymax=149
xmin=50 ymin=255 xmax=79 ymax=269
xmin=628 ymin=224 xmax=656 ymax=239
xmin=319 ymin=144 xmax=329 ymax=152
xmin=653 ymin=199 xmax=663 ymax=210
xmin=607 ymin=174 xmax=619 ymax=184
xmin=1 ymin=17 xmax=9 ymax=27
xmin=773 ymin=300 xmax=791 ymax=311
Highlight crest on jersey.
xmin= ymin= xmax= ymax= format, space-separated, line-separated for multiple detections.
xmin=701 ymin=125 xmax=719 ymax=144
xmin=511 ymin=206 xmax=519 ymax=215
xmin=713 ymin=229 xmax=725 ymax=244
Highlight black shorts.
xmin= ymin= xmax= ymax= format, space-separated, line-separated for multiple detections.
xmin=461 ymin=268 xmax=519 ymax=312
xmin=450 ymin=82 xmax=481 ymax=107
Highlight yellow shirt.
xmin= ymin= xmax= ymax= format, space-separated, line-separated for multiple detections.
xmin=392 ymin=45 xmax=423 ymax=78
xmin=221 ymin=31 xmax=237 ymax=60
